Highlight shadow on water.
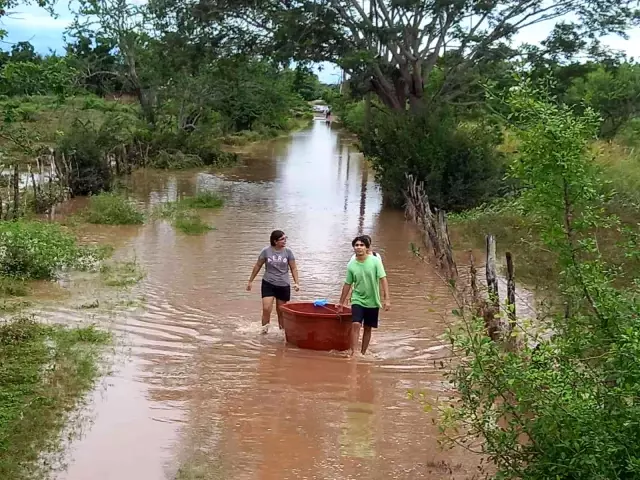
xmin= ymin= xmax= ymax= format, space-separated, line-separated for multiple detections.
xmin=53 ymin=119 xmax=478 ymax=480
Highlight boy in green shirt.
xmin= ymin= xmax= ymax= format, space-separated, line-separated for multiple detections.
xmin=338 ymin=235 xmax=391 ymax=355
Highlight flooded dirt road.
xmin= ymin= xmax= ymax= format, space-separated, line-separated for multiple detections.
xmin=50 ymin=120 xmax=477 ymax=479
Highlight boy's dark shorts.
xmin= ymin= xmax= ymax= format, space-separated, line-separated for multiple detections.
xmin=261 ymin=279 xmax=291 ymax=302
xmin=351 ymin=304 xmax=379 ymax=328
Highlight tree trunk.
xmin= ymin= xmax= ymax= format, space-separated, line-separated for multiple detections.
xmin=135 ymin=87 xmax=156 ymax=125
xmin=371 ymin=76 xmax=403 ymax=110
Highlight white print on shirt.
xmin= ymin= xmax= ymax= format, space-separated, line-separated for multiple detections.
xmin=267 ymin=255 xmax=288 ymax=264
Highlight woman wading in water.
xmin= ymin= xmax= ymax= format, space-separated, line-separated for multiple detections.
xmin=247 ymin=230 xmax=300 ymax=333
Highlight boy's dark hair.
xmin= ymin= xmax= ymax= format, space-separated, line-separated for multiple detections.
xmin=352 ymin=235 xmax=371 ymax=248
xmin=270 ymin=230 xmax=285 ymax=246
xmin=362 ymin=234 xmax=372 ymax=245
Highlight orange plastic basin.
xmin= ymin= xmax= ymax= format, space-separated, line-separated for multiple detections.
xmin=280 ymin=302 xmax=353 ymax=351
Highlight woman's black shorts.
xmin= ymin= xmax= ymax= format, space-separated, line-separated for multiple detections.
xmin=261 ymin=279 xmax=291 ymax=302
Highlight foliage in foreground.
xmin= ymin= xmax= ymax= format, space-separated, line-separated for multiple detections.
xmin=0 ymin=317 xmax=110 ymax=480
xmin=83 ymin=192 xmax=144 ymax=225
xmin=442 ymin=84 xmax=640 ymax=479
xmin=0 ymin=221 xmax=109 ymax=280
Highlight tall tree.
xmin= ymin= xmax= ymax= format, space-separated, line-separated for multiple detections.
xmin=69 ymin=0 xmax=157 ymax=123
xmin=160 ymin=0 xmax=640 ymax=112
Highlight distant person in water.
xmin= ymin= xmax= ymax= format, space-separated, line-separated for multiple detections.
xmin=325 ymin=109 xmax=332 ymax=125
xmin=338 ymin=235 xmax=391 ymax=356
xmin=247 ymin=230 xmax=299 ymax=333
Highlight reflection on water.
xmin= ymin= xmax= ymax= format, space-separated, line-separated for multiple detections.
xmin=52 ymin=120 xmax=477 ymax=480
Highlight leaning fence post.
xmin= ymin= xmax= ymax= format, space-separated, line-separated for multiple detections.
xmin=506 ymin=251 xmax=516 ymax=332
xmin=485 ymin=235 xmax=499 ymax=307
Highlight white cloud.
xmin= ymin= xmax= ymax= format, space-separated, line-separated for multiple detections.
xmin=3 ymin=12 xmax=71 ymax=30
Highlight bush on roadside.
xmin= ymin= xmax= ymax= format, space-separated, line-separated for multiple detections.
xmin=362 ymin=107 xmax=505 ymax=211
xmin=56 ymin=120 xmax=114 ymax=196
xmin=0 ymin=221 xmax=91 ymax=280
xmin=441 ymin=83 xmax=640 ymax=480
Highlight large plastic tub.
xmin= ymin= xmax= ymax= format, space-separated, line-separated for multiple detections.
xmin=280 ymin=302 xmax=353 ymax=351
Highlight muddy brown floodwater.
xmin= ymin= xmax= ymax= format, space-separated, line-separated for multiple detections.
xmin=49 ymin=120 xmax=480 ymax=480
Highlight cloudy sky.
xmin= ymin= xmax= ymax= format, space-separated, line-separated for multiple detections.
xmin=2 ymin=3 xmax=639 ymax=84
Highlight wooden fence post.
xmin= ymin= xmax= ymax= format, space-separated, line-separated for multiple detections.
xmin=506 ymin=251 xmax=516 ymax=332
xmin=485 ymin=235 xmax=499 ymax=306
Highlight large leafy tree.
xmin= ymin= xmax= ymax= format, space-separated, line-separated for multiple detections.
xmin=153 ymin=0 xmax=640 ymax=111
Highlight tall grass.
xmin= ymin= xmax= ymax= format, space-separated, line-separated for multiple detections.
xmin=0 ymin=317 xmax=110 ymax=480
xmin=450 ymin=136 xmax=640 ymax=291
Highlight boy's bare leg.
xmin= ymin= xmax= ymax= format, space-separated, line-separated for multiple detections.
xmin=361 ymin=326 xmax=372 ymax=355
xmin=350 ymin=323 xmax=361 ymax=356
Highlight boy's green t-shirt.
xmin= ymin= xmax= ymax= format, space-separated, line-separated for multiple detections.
xmin=345 ymin=254 xmax=387 ymax=308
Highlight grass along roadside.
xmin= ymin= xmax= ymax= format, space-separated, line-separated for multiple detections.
xmin=0 ymin=317 xmax=111 ymax=480
xmin=449 ymin=140 xmax=640 ymax=293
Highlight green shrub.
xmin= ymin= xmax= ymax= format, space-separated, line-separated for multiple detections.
xmin=56 ymin=120 xmax=113 ymax=196
xmin=362 ymin=108 xmax=505 ymax=211
xmin=182 ymin=131 xmax=238 ymax=167
xmin=442 ymin=83 xmax=640 ymax=480
xmin=341 ymin=100 xmax=366 ymax=134
xmin=84 ymin=193 xmax=144 ymax=225
xmin=0 ymin=221 xmax=80 ymax=279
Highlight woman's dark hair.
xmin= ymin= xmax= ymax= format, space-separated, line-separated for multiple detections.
xmin=352 ymin=235 xmax=371 ymax=248
xmin=270 ymin=230 xmax=286 ymax=246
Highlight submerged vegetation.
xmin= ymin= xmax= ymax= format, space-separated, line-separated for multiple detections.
xmin=177 ymin=192 xmax=224 ymax=210
xmin=100 ymin=260 xmax=145 ymax=287
xmin=172 ymin=210 xmax=214 ymax=235
xmin=152 ymin=192 xmax=222 ymax=235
